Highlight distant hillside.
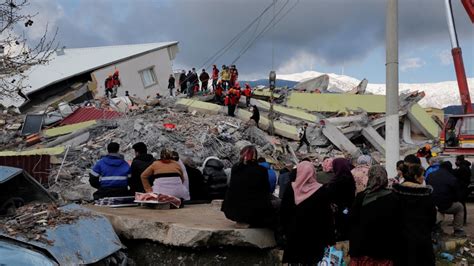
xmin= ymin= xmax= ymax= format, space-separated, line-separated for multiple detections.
xmin=443 ymin=104 xmax=474 ymax=115
xmin=240 ymin=79 xmax=297 ymax=88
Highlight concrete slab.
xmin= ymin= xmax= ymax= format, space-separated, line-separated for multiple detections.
xmin=322 ymin=123 xmax=360 ymax=157
xmin=250 ymin=99 xmax=319 ymax=123
xmin=287 ymin=93 xmax=385 ymax=113
xmin=86 ymin=204 xmax=276 ymax=249
xmin=43 ymin=120 xmax=97 ymax=138
xmin=0 ymin=146 xmax=65 ymax=156
xmin=408 ymin=104 xmax=440 ymax=138
xmin=176 ymin=99 xmax=223 ymax=115
xmin=361 ymin=126 xmax=385 ymax=154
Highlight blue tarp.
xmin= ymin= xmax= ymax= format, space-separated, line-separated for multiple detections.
xmin=0 ymin=240 xmax=56 ymax=266
xmin=0 ymin=204 xmax=123 ymax=265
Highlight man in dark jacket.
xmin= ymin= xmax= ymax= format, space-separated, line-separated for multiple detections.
xmin=168 ymin=74 xmax=175 ymax=97
xmin=130 ymin=142 xmax=155 ymax=194
xmin=249 ymin=105 xmax=260 ymax=128
xmin=454 ymin=155 xmax=471 ymax=225
xmin=179 ymin=70 xmax=187 ymax=93
xmin=183 ymin=158 xmax=208 ymax=202
xmin=199 ymin=69 xmax=210 ymax=92
xmin=186 ymin=70 xmax=194 ymax=97
xmin=202 ymin=157 xmax=228 ymax=200
xmin=427 ymin=161 xmax=466 ymax=237
xmin=296 ymin=123 xmax=310 ymax=153
xmin=89 ymin=142 xmax=131 ymax=199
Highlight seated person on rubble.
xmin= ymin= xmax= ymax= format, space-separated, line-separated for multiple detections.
xmin=141 ymin=148 xmax=190 ymax=201
xmin=202 ymin=156 xmax=228 ymax=200
xmin=89 ymin=142 xmax=131 ymax=200
xmin=130 ymin=142 xmax=155 ymax=194
xmin=221 ymin=145 xmax=276 ymax=228
xmin=183 ymin=158 xmax=209 ymax=202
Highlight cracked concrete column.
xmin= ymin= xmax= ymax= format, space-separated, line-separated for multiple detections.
xmin=385 ymin=0 xmax=399 ymax=177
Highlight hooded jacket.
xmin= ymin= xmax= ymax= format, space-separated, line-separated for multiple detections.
xmin=202 ymin=157 xmax=228 ymax=199
xmin=427 ymin=167 xmax=461 ymax=211
xmin=90 ymin=154 xmax=130 ymax=189
xmin=130 ymin=154 xmax=155 ymax=193
xmin=259 ymin=162 xmax=277 ymax=193
xmin=392 ymin=183 xmax=436 ymax=266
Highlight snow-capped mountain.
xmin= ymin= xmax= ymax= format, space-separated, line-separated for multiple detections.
xmin=276 ymin=71 xmax=474 ymax=109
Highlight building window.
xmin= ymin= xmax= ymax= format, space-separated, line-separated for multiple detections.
xmin=139 ymin=67 xmax=157 ymax=88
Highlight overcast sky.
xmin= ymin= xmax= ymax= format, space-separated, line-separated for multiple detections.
xmin=26 ymin=0 xmax=474 ymax=83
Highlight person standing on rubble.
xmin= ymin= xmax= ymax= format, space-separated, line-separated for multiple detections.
xmin=250 ymin=105 xmax=260 ymax=127
xmin=104 ymin=75 xmax=114 ymax=98
xmin=221 ymin=145 xmax=276 ymax=227
xmin=179 ymin=70 xmax=187 ymax=94
xmin=221 ymin=65 xmax=230 ymax=90
xmin=226 ymin=89 xmax=237 ymax=117
xmin=140 ymin=148 xmax=190 ymax=201
xmin=89 ymin=142 xmax=131 ymax=199
xmin=214 ymin=81 xmax=224 ymax=104
xmin=112 ymin=70 xmax=121 ymax=98
xmin=211 ymin=65 xmax=219 ymax=91
xmin=295 ymin=123 xmax=310 ymax=153
xmin=130 ymin=142 xmax=155 ymax=194
xmin=280 ymin=161 xmax=335 ymax=264
xmin=191 ymin=68 xmax=199 ymax=93
xmin=199 ymin=69 xmax=210 ymax=92
xmin=186 ymin=70 xmax=194 ymax=98
xmin=243 ymin=83 xmax=252 ymax=107
xmin=168 ymin=74 xmax=175 ymax=97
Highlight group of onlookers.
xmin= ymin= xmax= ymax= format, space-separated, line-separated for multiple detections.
xmin=89 ymin=141 xmax=471 ymax=265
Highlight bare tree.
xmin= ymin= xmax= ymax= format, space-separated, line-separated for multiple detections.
xmin=0 ymin=0 xmax=57 ymax=105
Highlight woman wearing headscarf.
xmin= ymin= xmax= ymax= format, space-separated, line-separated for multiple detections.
xmin=349 ymin=165 xmax=400 ymax=266
xmin=281 ymin=161 xmax=334 ymax=264
xmin=221 ymin=145 xmax=275 ymax=227
xmin=327 ymin=158 xmax=356 ymax=241
xmin=392 ymin=163 xmax=436 ymax=266
xmin=351 ymin=155 xmax=372 ymax=194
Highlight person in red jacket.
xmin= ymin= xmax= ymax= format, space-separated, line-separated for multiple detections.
xmin=211 ymin=65 xmax=219 ymax=92
xmin=215 ymin=81 xmax=224 ymax=104
xmin=230 ymin=65 xmax=237 ymax=86
xmin=227 ymin=89 xmax=237 ymax=117
xmin=104 ymin=74 xmax=114 ymax=98
xmin=243 ymin=83 xmax=252 ymax=107
xmin=112 ymin=69 xmax=121 ymax=97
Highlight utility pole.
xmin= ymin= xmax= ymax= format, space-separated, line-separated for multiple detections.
xmin=269 ymin=70 xmax=276 ymax=135
xmin=385 ymin=0 xmax=399 ymax=177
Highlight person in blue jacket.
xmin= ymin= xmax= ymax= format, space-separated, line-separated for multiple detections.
xmin=258 ymin=157 xmax=277 ymax=193
xmin=89 ymin=142 xmax=131 ymax=199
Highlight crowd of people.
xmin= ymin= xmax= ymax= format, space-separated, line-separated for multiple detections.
xmin=89 ymin=139 xmax=471 ymax=265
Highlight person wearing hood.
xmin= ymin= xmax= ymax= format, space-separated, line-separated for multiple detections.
xmin=183 ymin=158 xmax=208 ymax=202
xmin=281 ymin=161 xmax=335 ymax=264
xmin=89 ymin=142 xmax=131 ymax=200
xmin=326 ymin=158 xmax=356 ymax=241
xmin=258 ymin=157 xmax=277 ymax=193
xmin=249 ymin=105 xmax=260 ymax=127
xmin=351 ymin=155 xmax=372 ymax=194
xmin=221 ymin=145 xmax=275 ymax=227
xmin=141 ymin=148 xmax=190 ymax=201
xmin=392 ymin=163 xmax=436 ymax=266
xmin=349 ymin=165 xmax=400 ymax=265
xmin=427 ymin=161 xmax=466 ymax=237
xmin=130 ymin=142 xmax=155 ymax=194
xmin=202 ymin=156 xmax=228 ymax=200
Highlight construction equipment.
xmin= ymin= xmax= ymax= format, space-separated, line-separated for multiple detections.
xmin=439 ymin=0 xmax=474 ymax=155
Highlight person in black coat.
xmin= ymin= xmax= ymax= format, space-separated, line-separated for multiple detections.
xmin=199 ymin=69 xmax=210 ymax=92
xmin=183 ymin=158 xmax=209 ymax=202
xmin=454 ymin=155 xmax=471 ymax=225
xmin=179 ymin=70 xmax=187 ymax=93
xmin=281 ymin=161 xmax=334 ymax=264
xmin=427 ymin=161 xmax=465 ymax=236
xmin=392 ymin=163 xmax=436 ymax=266
xmin=130 ymin=142 xmax=155 ymax=194
xmin=249 ymin=105 xmax=260 ymax=128
xmin=202 ymin=157 xmax=228 ymax=200
xmin=168 ymin=74 xmax=175 ymax=96
xmin=326 ymin=158 xmax=356 ymax=241
xmin=221 ymin=145 xmax=275 ymax=227
xmin=349 ymin=165 xmax=400 ymax=264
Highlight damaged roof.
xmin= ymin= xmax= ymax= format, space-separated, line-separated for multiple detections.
xmin=1 ymin=42 xmax=179 ymax=108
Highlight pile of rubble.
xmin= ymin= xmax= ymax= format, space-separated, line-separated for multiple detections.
xmin=0 ymin=203 xmax=96 ymax=245
xmin=0 ymin=109 xmax=25 ymax=150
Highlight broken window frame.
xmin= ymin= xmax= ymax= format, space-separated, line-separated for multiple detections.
xmin=139 ymin=66 xmax=158 ymax=88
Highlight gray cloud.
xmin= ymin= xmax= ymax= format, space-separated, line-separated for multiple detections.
xmin=26 ymin=0 xmax=473 ymax=79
